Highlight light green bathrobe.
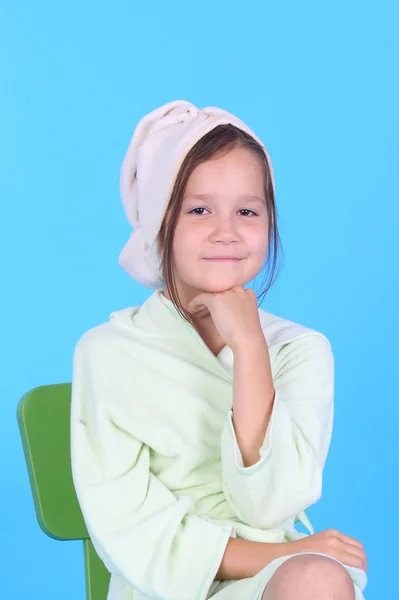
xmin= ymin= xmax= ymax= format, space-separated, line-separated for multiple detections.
xmin=70 ymin=289 xmax=367 ymax=600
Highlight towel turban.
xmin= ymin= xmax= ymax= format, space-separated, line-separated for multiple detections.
xmin=119 ymin=99 xmax=274 ymax=289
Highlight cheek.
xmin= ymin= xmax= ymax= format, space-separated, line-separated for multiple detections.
xmin=174 ymin=222 xmax=201 ymax=249
xmin=247 ymin=227 xmax=269 ymax=252
xmin=172 ymin=231 xmax=197 ymax=271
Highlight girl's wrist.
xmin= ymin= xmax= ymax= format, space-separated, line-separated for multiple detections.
xmin=231 ymin=333 xmax=268 ymax=356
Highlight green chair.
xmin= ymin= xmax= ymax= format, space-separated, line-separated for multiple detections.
xmin=17 ymin=383 xmax=111 ymax=600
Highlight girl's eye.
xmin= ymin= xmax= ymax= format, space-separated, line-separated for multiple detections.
xmin=189 ymin=208 xmax=257 ymax=216
xmin=239 ymin=209 xmax=257 ymax=217
xmin=188 ymin=208 xmax=207 ymax=215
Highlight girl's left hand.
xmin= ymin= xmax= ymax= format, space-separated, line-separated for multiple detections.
xmin=186 ymin=286 xmax=265 ymax=352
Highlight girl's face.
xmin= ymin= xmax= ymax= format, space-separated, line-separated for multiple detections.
xmin=168 ymin=146 xmax=269 ymax=303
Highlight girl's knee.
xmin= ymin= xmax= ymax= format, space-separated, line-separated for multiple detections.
xmin=262 ymin=555 xmax=355 ymax=600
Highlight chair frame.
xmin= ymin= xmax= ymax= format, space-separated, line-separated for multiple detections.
xmin=17 ymin=383 xmax=111 ymax=600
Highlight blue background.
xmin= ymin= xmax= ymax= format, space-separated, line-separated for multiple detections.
xmin=1 ymin=1 xmax=398 ymax=598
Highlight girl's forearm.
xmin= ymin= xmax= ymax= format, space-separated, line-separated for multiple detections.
xmin=232 ymin=336 xmax=275 ymax=467
xmin=215 ymin=537 xmax=293 ymax=580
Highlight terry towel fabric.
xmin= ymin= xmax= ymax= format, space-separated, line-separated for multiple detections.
xmin=70 ymin=290 xmax=367 ymax=600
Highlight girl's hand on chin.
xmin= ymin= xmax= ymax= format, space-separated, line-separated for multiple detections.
xmin=186 ymin=286 xmax=265 ymax=352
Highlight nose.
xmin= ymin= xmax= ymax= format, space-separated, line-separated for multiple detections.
xmin=209 ymin=214 xmax=239 ymax=243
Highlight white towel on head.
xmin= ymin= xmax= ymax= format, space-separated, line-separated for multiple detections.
xmin=118 ymin=99 xmax=275 ymax=289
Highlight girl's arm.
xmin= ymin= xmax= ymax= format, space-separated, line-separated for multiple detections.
xmin=71 ymin=333 xmax=236 ymax=600
xmin=215 ymin=536 xmax=296 ymax=580
xmin=231 ymin=335 xmax=276 ymax=467
xmin=220 ymin=333 xmax=334 ymax=529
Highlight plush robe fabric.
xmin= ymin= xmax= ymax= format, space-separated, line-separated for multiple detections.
xmin=70 ymin=289 xmax=367 ymax=599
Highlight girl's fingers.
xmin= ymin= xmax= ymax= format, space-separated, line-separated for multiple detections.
xmin=335 ymin=531 xmax=364 ymax=550
xmin=340 ymin=548 xmax=368 ymax=572
xmin=336 ymin=537 xmax=367 ymax=572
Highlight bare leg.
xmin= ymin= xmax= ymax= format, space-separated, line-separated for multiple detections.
xmin=261 ymin=555 xmax=356 ymax=600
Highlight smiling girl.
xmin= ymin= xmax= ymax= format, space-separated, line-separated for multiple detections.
xmin=71 ymin=100 xmax=368 ymax=600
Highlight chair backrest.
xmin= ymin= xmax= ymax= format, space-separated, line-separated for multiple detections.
xmin=17 ymin=383 xmax=111 ymax=600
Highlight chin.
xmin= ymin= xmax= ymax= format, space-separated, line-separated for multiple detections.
xmin=192 ymin=278 xmax=249 ymax=293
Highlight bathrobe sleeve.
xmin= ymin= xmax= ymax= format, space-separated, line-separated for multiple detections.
xmin=220 ymin=333 xmax=334 ymax=530
xmin=70 ymin=333 xmax=234 ymax=600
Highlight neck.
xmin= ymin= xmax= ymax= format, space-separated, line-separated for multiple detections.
xmin=160 ymin=289 xmax=225 ymax=356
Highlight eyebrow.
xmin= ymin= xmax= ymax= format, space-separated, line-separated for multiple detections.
xmin=183 ymin=193 xmax=266 ymax=205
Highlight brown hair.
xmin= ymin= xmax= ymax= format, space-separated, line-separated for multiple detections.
xmin=157 ymin=124 xmax=284 ymax=327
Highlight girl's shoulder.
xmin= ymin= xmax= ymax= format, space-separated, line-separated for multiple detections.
xmin=74 ymin=305 xmax=142 ymax=353
xmin=258 ymin=307 xmax=332 ymax=354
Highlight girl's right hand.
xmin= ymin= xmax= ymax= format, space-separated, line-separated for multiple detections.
xmin=290 ymin=529 xmax=368 ymax=572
